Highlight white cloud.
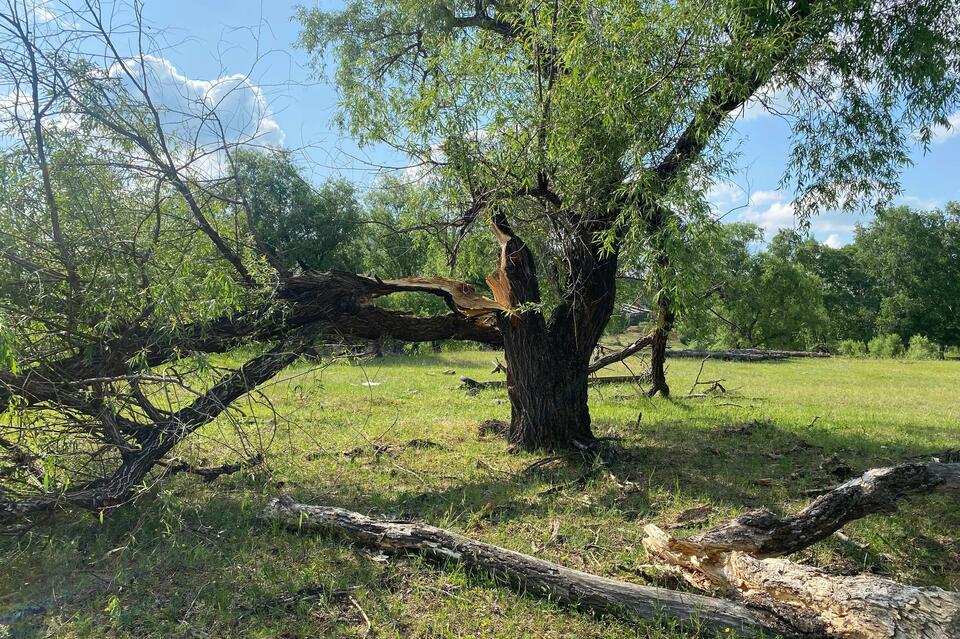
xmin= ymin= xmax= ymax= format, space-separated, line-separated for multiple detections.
xmin=109 ymin=55 xmax=284 ymax=177
xmin=823 ymin=234 xmax=845 ymax=249
xmin=748 ymin=190 xmax=783 ymax=207
xmin=929 ymin=111 xmax=960 ymax=144
xmin=707 ymin=181 xmax=745 ymax=210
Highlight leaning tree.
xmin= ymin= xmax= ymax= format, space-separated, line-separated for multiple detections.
xmin=0 ymin=0 xmax=503 ymax=517
xmin=297 ymin=0 xmax=960 ymax=449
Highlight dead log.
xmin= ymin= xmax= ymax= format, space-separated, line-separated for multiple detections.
xmin=685 ymin=462 xmax=960 ymax=557
xmin=644 ymin=526 xmax=960 ymax=639
xmin=262 ymin=497 xmax=797 ymax=637
xmin=460 ymin=372 xmax=652 ymax=391
xmin=665 ymin=349 xmax=830 ymax=362
xmin=642 ymin=462 xmax=960 ymax=638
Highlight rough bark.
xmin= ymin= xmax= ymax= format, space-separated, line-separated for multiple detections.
xmin=684 ymin=462 xmax=960 ymax=557
xmin=642 ymin=462 xmax=960 ymax=639
xmin=644 ymin=526 xmax=960 ymax=639
xmin=263 ymin=497 xmax=798 ymax=637
xmin=487 ymin=214 xmax=614 ymax=451
xmin=459 ymin=372 xmax=652 ymax=390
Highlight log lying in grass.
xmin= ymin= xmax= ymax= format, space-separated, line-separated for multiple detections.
xmin=666 ymin=349 xmax=830 ymax=361
xmin=643 ymin=526 xmax=960 ymax=639
xmin=589 ymin=333 xmax=655 ymax=372
xmin=159 ymin=454 xmax=263 ymax=482
xmin=262 ymin=497 xmax=794 ymax=638
xmin=685 ymin=462 xmax=959 ymax=557
xmin=460 ymin=372 xmax=652 ymax=391
xmin=642 ymin=462 xmax=960 ymax=638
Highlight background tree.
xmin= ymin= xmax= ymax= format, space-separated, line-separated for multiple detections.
xmin=299 ymin=0 xmax=960 ymax=450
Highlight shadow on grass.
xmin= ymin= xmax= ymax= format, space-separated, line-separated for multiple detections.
xmin=2 ymin=416 xmax=957 ymax=637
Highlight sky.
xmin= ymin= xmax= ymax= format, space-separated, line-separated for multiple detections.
xmin=25 ymin=0 xmax=960 ymax=247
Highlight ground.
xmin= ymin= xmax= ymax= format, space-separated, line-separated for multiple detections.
xmin=2 ymin=347 xmax=959 ymax=638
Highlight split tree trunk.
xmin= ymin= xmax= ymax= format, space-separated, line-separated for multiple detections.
xmin=487 ymin=214 xmax=618 ymax=451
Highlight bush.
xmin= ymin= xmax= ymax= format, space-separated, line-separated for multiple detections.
xmin=837 ymin=339 xmax=868 ymax=357
xmin=867 ymin=333 xmax=904 ymax=358
xmin=906 ymin=335 xmax=940 ymax=360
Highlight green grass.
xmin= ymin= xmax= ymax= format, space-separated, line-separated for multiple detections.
xmin=2 ymin=350 xmax=959 ymax=638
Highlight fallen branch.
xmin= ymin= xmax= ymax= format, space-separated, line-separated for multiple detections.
xmin=262 ymin=497 xmax=795 ymax=637
xmin=685 ymin=461 xmax=960 ymax=557
xmin=459 ymin=372 xmax=652 ymax=391
xmin=666 ymin=349 xmax=830 ymax=362
xmin=159 ymin=455 xmax=263 ymax=482
xmin=589 ymin=332 xmax=655 ymax=373
xmin=642 ymin=462 xmax=960 ymax=638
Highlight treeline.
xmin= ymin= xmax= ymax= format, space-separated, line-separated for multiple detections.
xmin=655 ymin=205 xmax=960 ymax=357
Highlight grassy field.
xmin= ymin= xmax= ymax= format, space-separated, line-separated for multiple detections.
xmin=2 ymin=348 xmax=959 ymax=638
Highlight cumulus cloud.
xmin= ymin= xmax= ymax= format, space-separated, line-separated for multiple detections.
xmin=928 ymin=111 xmax=960 ymax=144
xmin=109 ymin=55 xmax=283 ymax=176
xmin=823 ymin=234 xmax=845 ymax=249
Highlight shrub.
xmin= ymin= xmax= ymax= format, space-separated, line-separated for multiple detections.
xmin=837 ymin=339 xmax=868 ymax=357
xmin=906 ymin=335 xmax=940 ymax=360
xmin=867 ymin=333 xmax=904 ymax=358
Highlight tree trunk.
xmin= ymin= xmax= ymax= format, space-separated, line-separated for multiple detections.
xmin=487 ymin=214 xmax=617 ymax=451
xmin=648 ymin=294 xmax=674 ymax=397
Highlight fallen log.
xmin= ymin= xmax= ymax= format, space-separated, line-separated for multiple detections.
xmin=642 ymin=462 xmax=960 ymax=638
xmin=685 ymin=462 xmax=960 ymax=557
xmin=459 ymin=372 xmax=652 ymax=391
xmin=666 ymin=349 xmax=830 ymax=362
xmin=262 ymin=497 xmax=795 ymax=637
xmin=644 ymin=526 xmax=960 ymax=639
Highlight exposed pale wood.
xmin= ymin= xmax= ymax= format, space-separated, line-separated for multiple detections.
xmin=263 ymin=497 xmax=796 ymax=637
xmin=644 ymin=525 xmax=960 ymax=639
xmin=641 ymin=462 xmax=960 ymax=638
xmin=378 ymin=276 xmax=507 ymax=317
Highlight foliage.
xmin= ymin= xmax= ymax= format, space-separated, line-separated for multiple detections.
xmin=231 ymin=149 xmax=365 ymax=272
xmin=906 ymin=335 xmax=940 ymax=360
xmin=868 ymin=333 xmax=904 ymax=359
xmin=837 ymin=339 xmax=868 ymax=358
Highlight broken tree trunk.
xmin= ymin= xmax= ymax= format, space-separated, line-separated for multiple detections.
xmin=263 ymin=497 xmax=797 ymax=637
xmin=642 ymin=462 xmax=960 ymax=638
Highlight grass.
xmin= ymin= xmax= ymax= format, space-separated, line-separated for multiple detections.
xmin=2 ymin=347 xmax=959 ymax=638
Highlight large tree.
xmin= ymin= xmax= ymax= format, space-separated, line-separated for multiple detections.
xmin=298 ymin=0 xmax=960 ymax=449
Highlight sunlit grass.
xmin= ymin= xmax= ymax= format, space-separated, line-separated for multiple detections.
xmin=2 ymin=350 xmax=958 ymax=637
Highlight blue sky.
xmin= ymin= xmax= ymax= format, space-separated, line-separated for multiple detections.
xmin=125 ymin=2 xmax=960 ymax=246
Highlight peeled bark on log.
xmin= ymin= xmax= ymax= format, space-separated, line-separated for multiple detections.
xmin=644 ymin=525 xmax=960 ymax=639
xmin=262 ymin=497 xmax=797 ymax=637
xmin=642 ymin=462 xmax=960 ymax=638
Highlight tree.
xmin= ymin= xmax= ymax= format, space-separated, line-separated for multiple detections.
xmin=299 ymin=0 xmax=960 ymax=449
xmin=0 ymin=0 xmax=500 ymax=517
xmin=231 ymin=149 xmax=365 ymax=273
xmin=853 ymin=205 xmax=960 ymax=352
